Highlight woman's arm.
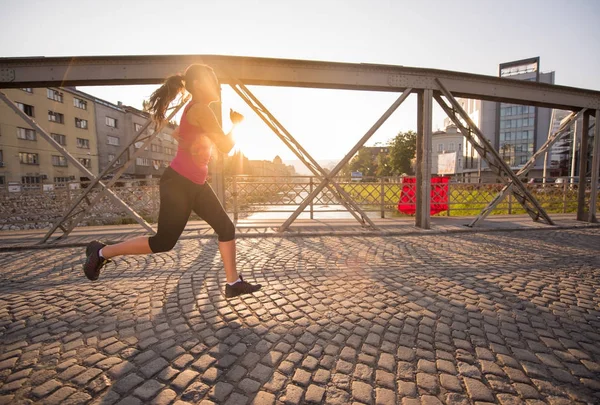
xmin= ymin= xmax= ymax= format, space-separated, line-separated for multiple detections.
xmin=186 ymin=104 xmax=240 ymax=154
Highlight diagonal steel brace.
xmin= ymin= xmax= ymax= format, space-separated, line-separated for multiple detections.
xmin=469 ymin=109 xmax=585 ymax=227
xmin=41 ymin=96 xmax=190 ymax=242
xmin=0 ymin=91 xmax=158 ymax=240
xmin=278 ymin=88 xmax=413 ymax=232
xmin=434 ymin=78 xmax=554 ymax=226
xmin=226 ymin=78 xmax=400 ymax=231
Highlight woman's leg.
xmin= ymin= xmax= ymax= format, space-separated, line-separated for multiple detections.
xmin=191 ymin=184 xmax=238 ymax=282
xmin=90 ymin=169 xmax=192 ymax=262
xmin=100 ymin=236 xmax=152 ymax=259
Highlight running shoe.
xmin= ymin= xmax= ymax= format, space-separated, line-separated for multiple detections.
xmin=225 ymin=275 xmax=262 ymax=298
xmin=83 ymin=240 xmax=111 ymax=281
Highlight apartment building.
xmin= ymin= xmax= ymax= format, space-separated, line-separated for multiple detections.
xmin=0 ymin=87 xmax=97 ymax=189
xmin=123 ymin=106 xmax=177 ymax=178
xmin=0 ymin=87 xmax=179 ymax=189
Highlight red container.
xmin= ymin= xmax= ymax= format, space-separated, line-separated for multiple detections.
xmin=397 ymin=176 xmax=449 ymax=215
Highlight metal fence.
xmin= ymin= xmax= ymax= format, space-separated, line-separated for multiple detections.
xmin=225 ymin=175 xmax=599 ymax=220
xmin=0 ymin=176 xmax=598 ymax=229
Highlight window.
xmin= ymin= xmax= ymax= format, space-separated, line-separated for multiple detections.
xmin=0 ymin=150 xmax=3 ymax=167
xmin=106 ymin=117 xmax=117 ymax=128
xmin=22 ymin=176 xmax=41 ymax=187
xmin=20 ymin=88 xmax=33 ymax=93
xmin=48 ymin=111 xmax=64 ymax=123
xmin=528 ymin=118 xmax=535 ymax=126
xmin=75 ymin=118 xmax=88 ymax=129
xmin=47 ymin=89 xmax=64 ymax=102
xmin=108 ymin=154 xmax=121 ymax=165
xmin=448 ymin=143 xmax=455 ymax=152
xmin=52 ymin=155 xmax=67 ymax=167
xmin=16 ymin=102 xmax=35 ymax=117
xmin=437 ymin=144 xmax=444 ymax=153
xmin=76 ymin=138 xmax=90 ymax=149
xmin=134 ymin=123 xmax=143 ymax=132
xmin=136 ymin=157 xmax=150 ymax=166
xmin=17 ymin=127 xmax=36 ymax=141
xmin=54 ymin=177 xmax=71 ymax=185
xmin=164 ymin=147 xmax=173 ymax=155
xmin=134 ymin=142 xmax=144 ymax=149
xmin=78 ymin=158 xmax=91 ymax=168
xmin=520 ymin=155 xmax=527 ymax=164
xmin=151 ymin=144 xmax=161 ymax=152
xmin=0 ymin=176 xmax=4 ymax=185
xmin=74 ymin=98 xmax=87 ymax=110
xmin=107 ymin=136 xmax=120 ymax=146
xmin=51 ymin=133 xmax=66 ymax=146
xmin=19 ymin=152 xmax=39 ymax=164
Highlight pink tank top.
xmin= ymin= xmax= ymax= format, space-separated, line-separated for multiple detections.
xmin=169 ymin=102 xmax=213 ymax=184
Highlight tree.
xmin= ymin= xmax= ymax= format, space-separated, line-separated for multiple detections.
xmin=348 ymin=148 xmax=377 ymax=177
xmin=375 ymin=152 xmax=392 ymax=176
xmin=388 ymin=130 xmax=417 ymax=175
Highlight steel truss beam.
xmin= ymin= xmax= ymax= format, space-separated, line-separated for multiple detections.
xmin=469 ymin=109 xmax=586 ymax=227
xmin=589 ymin=110 xmax=600 ymax=223
xmin=225 ymin=73 xmax=406 ymax=231
xmin=1 ymin=55 xmax=600 ymax=111
xmin=276 ymin=89 xmax=413 ymax=232
xmin=434 ymin=79 xmax=554 ymax=226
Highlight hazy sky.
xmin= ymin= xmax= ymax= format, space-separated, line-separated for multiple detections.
xmin=2 ymin=0 xmax=599 ymax=161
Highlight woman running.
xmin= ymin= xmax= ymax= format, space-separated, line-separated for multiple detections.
xmin=83 ymin=64 xmax=261 ymax=298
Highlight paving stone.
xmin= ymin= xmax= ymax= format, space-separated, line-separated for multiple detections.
xmin=282 ymin=384 xmax=304 ymax=405
xmin=264 ymin=371 xmax=287 ymax=391
xmin=463 ymin=377 xmax=494 ymax=402
xmin=141 ymin=357 xmax=169 ymax=378
xmin=134 ymin=379 xmax=165 ymax=401
xmin=397 ymin=380 xmax=417 ymax=397
xmin=113 ymin=374 xmax=145 ymax=395
xmin=292 ymin=368 xmax=311 ymax=386
xmin=513 ymin=382 xmax=542 ymax=399
xmin=150 ymin=388 xmax=177 ymax=405
xmin=352 ymin=380 xmax=373 ymax=403
xmin=72 ymin=368 xmax=102 ymax=386
xmin=171 ymin=369 xmax=199 ymax=391
xmin=42 ymin=386 xmax=77 ymax=405
xmin=181 ymin=381 xmax=210 ymax=402
xmin=440 ymin=373 xmax=463 ymax=392
xmin=208 ymin=381 xmax=233 ymax=402
xmin=249 ymin=363 xmax=273 ymax=383
xmin=305 ymin=384 xmax=325 ymax=403
xmin=31 ymin=379 xmax=61 ymax=398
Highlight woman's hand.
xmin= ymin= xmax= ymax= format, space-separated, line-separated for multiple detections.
xmin=230 ymin=109 xmax=244 ymax=125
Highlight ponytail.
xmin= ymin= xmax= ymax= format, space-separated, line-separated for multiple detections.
xmin=146 ymin=74 xmax=185 ymax=129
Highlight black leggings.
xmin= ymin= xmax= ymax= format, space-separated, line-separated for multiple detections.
xmin=148 ymin=167 xmax=235 ymax=253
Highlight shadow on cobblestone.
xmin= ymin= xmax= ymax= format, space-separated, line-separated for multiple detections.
xmin=0 ymin=229 xmax=599 ymax=405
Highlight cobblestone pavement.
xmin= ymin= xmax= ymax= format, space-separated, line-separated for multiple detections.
xmin=0 ymin=229 xmax=599 ymax=405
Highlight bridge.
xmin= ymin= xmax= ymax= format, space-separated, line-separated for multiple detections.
xmin=1 ymin=55 xmax=599 ymax=244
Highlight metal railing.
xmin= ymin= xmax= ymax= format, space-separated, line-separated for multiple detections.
xmin=225 ymin=175 xmax=600 ymax=220
xmin=0 ymin=176 xmax=598 ymax=230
